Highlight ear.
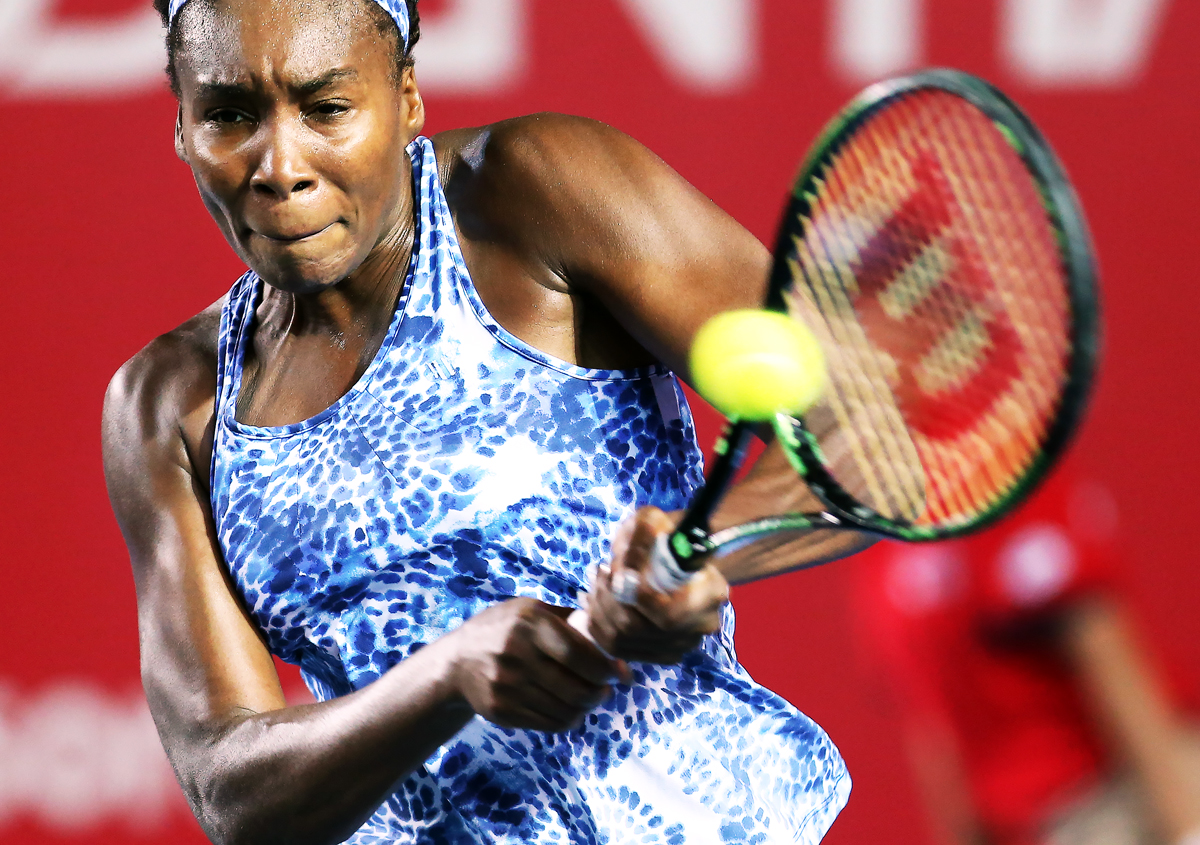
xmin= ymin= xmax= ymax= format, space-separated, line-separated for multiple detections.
xmin=400 ymin=66 xmax=425 ymax=138
xmin=174 ymin=108 xmax=187 ymax=162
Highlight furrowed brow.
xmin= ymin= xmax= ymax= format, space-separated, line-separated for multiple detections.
xmin=194 ymin=80 xmax=254 ymax=99
xmin=293 ymin=68 xmax=360 ymax=96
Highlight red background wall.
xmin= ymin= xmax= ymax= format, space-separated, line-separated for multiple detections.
xmin=2 ymin=1 xmax=1198 ymax=843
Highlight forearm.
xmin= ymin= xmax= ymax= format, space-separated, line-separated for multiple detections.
xmin=167 ymin=636 xmax=474 ymax=845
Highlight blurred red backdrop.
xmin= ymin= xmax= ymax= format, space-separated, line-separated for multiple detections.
xmin=2 ymin=1 xmax=1198 ymax=843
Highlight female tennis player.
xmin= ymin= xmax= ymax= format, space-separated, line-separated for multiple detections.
xmin=101 ymin=0 xmax=868 ymax=842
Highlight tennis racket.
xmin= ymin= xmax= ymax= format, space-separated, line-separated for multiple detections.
xmin=575 ymin=67 xmax=1099 ymax=620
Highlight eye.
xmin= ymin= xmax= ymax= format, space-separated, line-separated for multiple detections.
xmin=206 ymin=108 xmax=252 ymax=126
xmin=310 ymin=101 xmax=351 ymax=120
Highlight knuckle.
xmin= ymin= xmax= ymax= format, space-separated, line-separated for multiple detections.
xmin=511 ymin=599 xmax=538 ymax=624
xmin=500 ymin=622 xmax=531 ymax=653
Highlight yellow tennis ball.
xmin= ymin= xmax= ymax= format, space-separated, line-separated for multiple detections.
xmin=689 ymin=309 xmax=826 ymax=421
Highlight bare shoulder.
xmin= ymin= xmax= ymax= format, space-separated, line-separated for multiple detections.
xmin=436 ymin=113 xmax=647 ymax=165
xmin=102 ymin=299 xmax=225 ymax=489
xmin=434 ymin=113 xmax=666 ymax=206
xmin=431 ymin=116 xmax=767 ymax=374
xmin=432 ymin=114 xmax=735 ymax=289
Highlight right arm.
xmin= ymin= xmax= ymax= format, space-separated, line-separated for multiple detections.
xmin=101 ymin=318 xmax=620 ymax=845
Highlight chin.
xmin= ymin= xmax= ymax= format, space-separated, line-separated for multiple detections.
xmin=242 ymin=234 xmax=365 ymax=294
xmin=252 ymin=253 xmax=358 ymax=294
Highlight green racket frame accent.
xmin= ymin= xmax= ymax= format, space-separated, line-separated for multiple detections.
xmin=673 ymin=68 xmax=1100 ymax=565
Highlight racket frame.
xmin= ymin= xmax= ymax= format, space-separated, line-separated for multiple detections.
xmin=668 ymin=68 xmax=1100 ymax=570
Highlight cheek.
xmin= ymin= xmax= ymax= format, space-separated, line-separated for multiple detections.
xmin=339 ymin=122 xmax=409 ymax=227
xmin=188 ymin=135 xmax=249 ymax=213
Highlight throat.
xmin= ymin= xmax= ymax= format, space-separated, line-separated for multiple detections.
xmin=235 ymin=278 xmax=405 ymax=428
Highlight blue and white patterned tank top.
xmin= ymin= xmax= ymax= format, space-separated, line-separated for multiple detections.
xmin=210 ymin=136 xmax=850 ymax=844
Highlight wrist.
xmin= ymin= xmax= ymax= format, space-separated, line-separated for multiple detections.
xmin=426 ymin=628 xmax=478 ymax=718
xmin=386 ymin=631 xmax=476 ymax=722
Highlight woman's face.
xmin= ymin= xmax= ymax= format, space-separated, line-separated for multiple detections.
xmin=173 ymin=0 xmax=424 ymax=294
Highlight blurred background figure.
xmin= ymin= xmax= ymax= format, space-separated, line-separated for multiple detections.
xmin=851 ymin=469 xmax=1200 ymax=845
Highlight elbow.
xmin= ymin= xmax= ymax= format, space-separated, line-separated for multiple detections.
xmin=180 ymin=764 xmax=280 ymax=845
xmin=180 ymin=768 xmax=251 ymax=845
xmin=186 ymin=770 xmax=356 ymax=845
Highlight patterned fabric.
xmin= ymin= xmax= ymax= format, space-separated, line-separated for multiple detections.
xmin=168 ymin=0 xmax=410 ymax=48
xmin=210 ymin=136 xmax=850 ymax=844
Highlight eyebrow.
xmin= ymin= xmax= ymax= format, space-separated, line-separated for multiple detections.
xmin=193 ymin=68 xmax=360 ymax=99
xmin=293 ymin=68 xmax=360 ymax=96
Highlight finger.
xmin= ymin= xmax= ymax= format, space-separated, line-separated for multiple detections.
xmin=526 ymin=649 xmax=613 ymax=711
xmin=608 ymin=514 xmax=637 ymax=569
xmin=611 ymin=568 xmax=641 ymax=606
xmin=611 ymin=641 xmax=704 ymax=665
xmin=690 ymin=563 xmax=731 ymax=608
xmin=483 ymin=644 xmax=612 ymax=729
xmin=589 ymin=570 xmax=711 ymax=643
xmin=587 ymin=572 xmax=709 ymax=660
xmin=607 ymin=617 xmax=711 ymax=657
xmin=535 ymin=611 xmax=623 ymax=687
xmin=638 ymin=564 xmax=730 ymax=631
xmin=585 ymin=564 xmax=642 ymax=652
xmin=612 ymin=507 xmax=675 ymax=579
xmin=486 ymin=686 xmax=597 ymax=732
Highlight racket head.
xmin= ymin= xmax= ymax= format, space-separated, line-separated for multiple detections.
xmin=760 ymin=68 xmax=1099 ymax=542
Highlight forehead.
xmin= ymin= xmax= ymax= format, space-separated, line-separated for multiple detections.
xmin=175 ymin=0 xmax=394 ymax=89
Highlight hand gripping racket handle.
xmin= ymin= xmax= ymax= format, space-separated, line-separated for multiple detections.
xmin=568 ymin=419 xmax=755 ymax=645
xmin=566 ymin=533 xmax=699 ymax=647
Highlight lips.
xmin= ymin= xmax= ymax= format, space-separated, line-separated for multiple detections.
xmin=250 ymin=222 xmax=335 ymax=243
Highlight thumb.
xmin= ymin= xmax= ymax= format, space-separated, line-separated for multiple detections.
xmin=614 ymin=507 xmax=675 ymax=576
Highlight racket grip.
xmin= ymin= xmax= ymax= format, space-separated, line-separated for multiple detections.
xmin=568 ymin=534 xmax=693 ymax=643
xmin=645 ymin=533 xmax=695 ymax=593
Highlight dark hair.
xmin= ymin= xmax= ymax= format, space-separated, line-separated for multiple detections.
xmin=153 ymin=0 xmax=421 ymax=97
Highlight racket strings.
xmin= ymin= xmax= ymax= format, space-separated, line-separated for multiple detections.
xmin=789 ymin=241 xmax=906 ymax=514
xmin=790 ymin=88 xmax=1073 ymax=529
xmin=934 ymin=96 xmax=1070 ymax=491
xmin=882 ymin=92 xmax=1068 ymax=521
xmin=869 ymin=106 xmax=985 ymax=524
xmin=883 ymin=99 xmax=1024 ymax=522
xmin=927 ymin=97 xmax=1061 ymax=507
xmin=806 ymin=123 xmax=934 ymax=521
xmin=803 ymin=109 xmax=956 ymax=522
xmin=826 ymin=141 xmax=933 ymax=520
xmin=954 ymin=100 xmax=1070 ymax=404
xmin=791 ymin=173 xmax=926 ymax=522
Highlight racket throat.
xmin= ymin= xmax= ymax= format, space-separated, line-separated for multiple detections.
xmin=669 ymin=420 xmax=756 ymax=571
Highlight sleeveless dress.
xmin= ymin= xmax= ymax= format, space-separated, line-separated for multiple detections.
xmin=210 ymin=136 xmax=851 ymax=844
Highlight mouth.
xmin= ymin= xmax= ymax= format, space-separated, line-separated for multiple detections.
xmin=249 ymin=222 xmax=336 ymax=244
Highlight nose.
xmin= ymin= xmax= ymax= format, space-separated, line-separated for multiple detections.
xmin=249 ymin=118 xmax=317 ymax=199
